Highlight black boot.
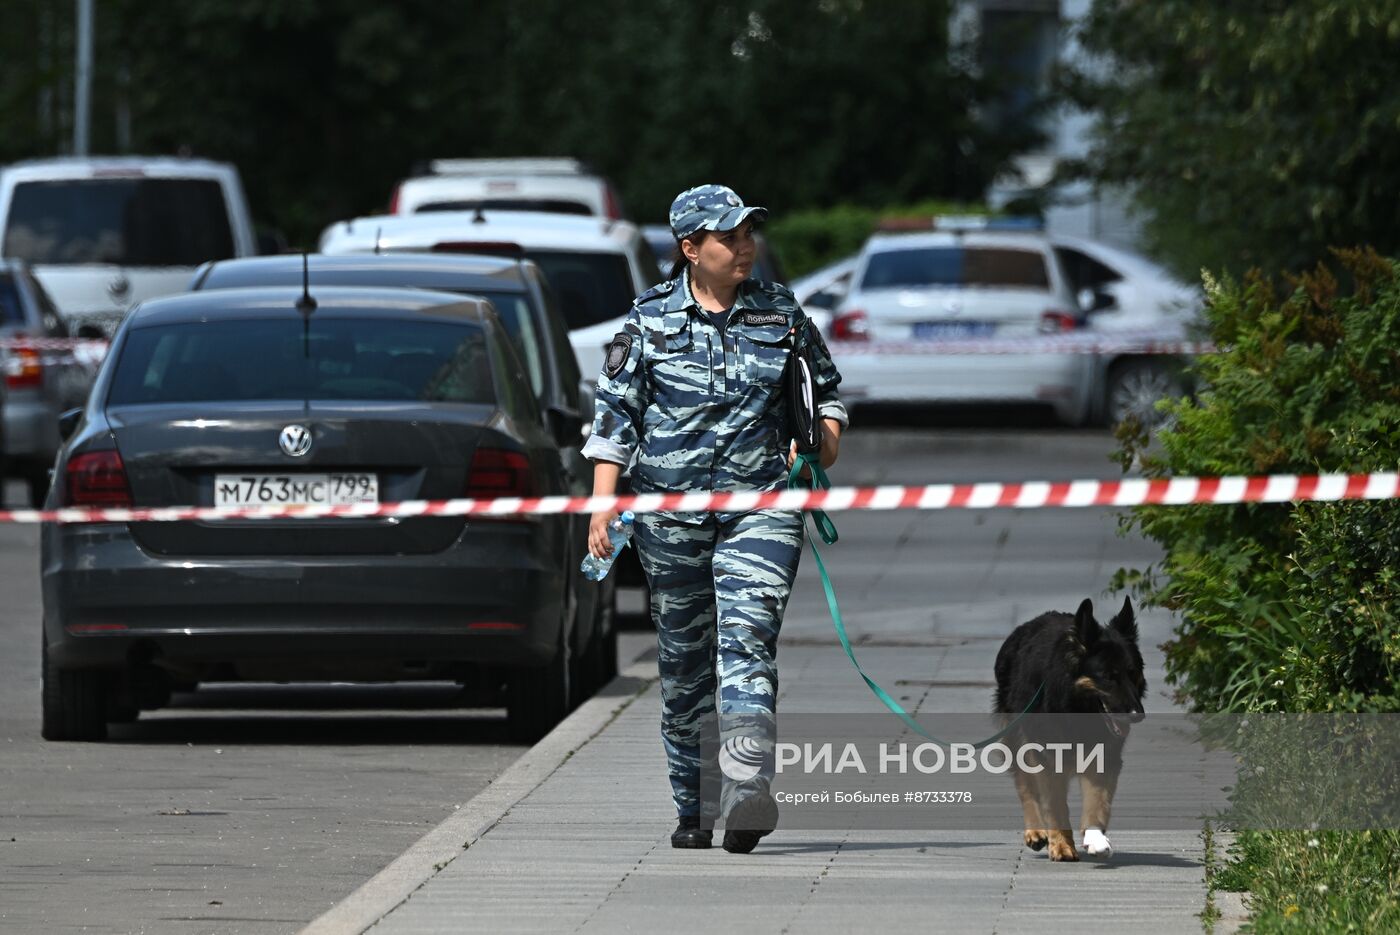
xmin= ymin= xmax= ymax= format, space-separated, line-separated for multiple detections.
xmin=722 ymin=789 xmax=779 ymax=854
xmin=671 ymin=815 xmax=713 ymax=849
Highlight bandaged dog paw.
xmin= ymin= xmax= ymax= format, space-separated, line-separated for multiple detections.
xmin=1082 ymin=828 xmax=1113 ymax=858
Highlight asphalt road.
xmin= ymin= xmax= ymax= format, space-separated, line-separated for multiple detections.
xmin=0 ymin=421 xmax=1156 ymax=934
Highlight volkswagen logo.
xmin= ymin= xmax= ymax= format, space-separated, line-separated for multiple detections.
xmin=278 ymin=424 xmax=313 ymax=457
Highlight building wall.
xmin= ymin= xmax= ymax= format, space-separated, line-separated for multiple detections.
xmin=957 ymin=0 xmax=1146 ymax=249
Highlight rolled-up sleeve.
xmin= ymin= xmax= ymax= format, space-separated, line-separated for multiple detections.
xmin=798 ymin=311 xmax=848 ymax=429
xmin=580 ymin=310 xmax=648 ymax=465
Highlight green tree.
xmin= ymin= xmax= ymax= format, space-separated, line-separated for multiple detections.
xmin=1064 ymin=1 xmax=1400 ymax=279
xmin=1 ymin=1 xmax=1037 ymax=246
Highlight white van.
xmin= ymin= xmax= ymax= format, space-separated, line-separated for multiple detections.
xmin=0 ymin=157 xmax=258 ymax=335
xmin=319 ymin=209 xmax=657 ymax=381
xmin=388 ymin=158 xmax=627 ymax=220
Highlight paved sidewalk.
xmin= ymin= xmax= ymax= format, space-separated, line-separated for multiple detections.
xmin=313 ymin=599 xmax=1210 ymax=935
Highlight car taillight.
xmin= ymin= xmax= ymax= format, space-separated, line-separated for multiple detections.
xmin=4 ymin=345 xmax=43 ymax=389
xmin=1039 ymin=309 xmax=1078 ymax=333
xmin=832 ymin=309 xmax=870 ymax=342
xmin=603 ymin=185 xmax=624 ymax=220
xmin=65 ymin=450 xmax=132 ymax=508
xmin=465 ymin=448 xmax=535 ymax=499
xmin=388 ymin=184 xmax=402 ymax=214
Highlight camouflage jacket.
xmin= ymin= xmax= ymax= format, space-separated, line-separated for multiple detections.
xmin=581 ymin=270 xmax=847 ymax=500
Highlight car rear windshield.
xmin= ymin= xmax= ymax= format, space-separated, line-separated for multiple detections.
xmin=107 ymin=318 xmax=494 ymax=405
xmin=3 ymin=178 xmax=235 ymax=266
xmin=417 ymin=199 xmax=593 ymax=216
xmin=860 ymin=247 xmax=1049 ymax=290
xmin=523 ymin=250 xmax=635 ymax=330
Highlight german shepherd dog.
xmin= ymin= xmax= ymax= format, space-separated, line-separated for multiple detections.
xmin=993 ymin=597 xmax=1146 ymax=861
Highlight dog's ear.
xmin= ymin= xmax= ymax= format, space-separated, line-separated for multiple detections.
xmin=1110 ymin=595 xmax=1138 ymax=643
xmin=1074 ymin=598 xmax=1099 ymax=648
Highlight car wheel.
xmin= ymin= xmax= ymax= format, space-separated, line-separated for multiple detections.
xmin=505 ymin=625 xmax=572 ymax=743
xmin=106 ymin=703 xmax=140 ymax=725
xmin=40 ymin=634 xmax=107 ymax=741
xmin=1106 ymin=359 xmax=1183 ymax=429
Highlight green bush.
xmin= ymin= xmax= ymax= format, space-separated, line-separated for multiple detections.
xmin=1116 ymin=248 xmax=1400 ymax=933
xmin=765 ymin=200 xmax=987 ymax=279
xmin=1115 ymin=247 xmax=1400 ymax=714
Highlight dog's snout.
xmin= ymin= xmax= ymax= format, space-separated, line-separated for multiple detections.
xmin=1128 ymin=710 xmax=1145 ymax=723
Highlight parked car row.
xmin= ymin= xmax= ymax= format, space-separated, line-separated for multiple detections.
xmin=7 ymin=153 xmax=1199 ymax=746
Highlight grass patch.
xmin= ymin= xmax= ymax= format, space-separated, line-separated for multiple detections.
xmin=1211 ymin=830 xmax=1400 ymax=933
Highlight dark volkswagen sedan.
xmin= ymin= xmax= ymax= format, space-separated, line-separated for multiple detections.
xmin=188 ymin=253 xmax=613 ymax=661
xmin=42 ymin=286 xmax=599 ymax=742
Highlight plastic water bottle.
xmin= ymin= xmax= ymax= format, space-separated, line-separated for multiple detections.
xmin=580 ymin=511 xmax=635 ymax=581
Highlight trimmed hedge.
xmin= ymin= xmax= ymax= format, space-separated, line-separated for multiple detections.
xmin=765 ymin=200 xmax=987 ymax=279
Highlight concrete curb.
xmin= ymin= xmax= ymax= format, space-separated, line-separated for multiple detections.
xmin=1209 ymin=830 xmax=1250 ymax=934
xmin=299 ymin=660 xmax=659 ymax=935
xmin=1214 ymin=889 xmax=1249 ymax=934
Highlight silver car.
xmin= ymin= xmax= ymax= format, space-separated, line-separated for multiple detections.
xmin=0 ymin=259 xmax=92 ymax=505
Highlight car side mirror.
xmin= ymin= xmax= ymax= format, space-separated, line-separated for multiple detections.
xmin=547 ymin=405 xmax=584 ymax=448
xmin=58 ymin=407 xmax=83 ymax=442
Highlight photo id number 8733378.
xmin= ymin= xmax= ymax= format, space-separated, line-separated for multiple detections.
xmin=214 ymin=473 xmax=379 ymax=507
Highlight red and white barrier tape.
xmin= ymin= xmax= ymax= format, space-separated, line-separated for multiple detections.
xmin=2 ymin=334 xmax=1215 ymax=356
xmin=5 ymin=472 xmax=1397 ymax=525
xmin=827 ymin=333 xmax=1215 ymax=356
xmin=0 ymin=337 xmax=109 ymax=351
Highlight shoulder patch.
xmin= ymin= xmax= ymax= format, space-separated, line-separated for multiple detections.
xmin=604 ymin=331 xmax=633 ymax=378
xmin=741 ymin=310 xmax=788 ymax=327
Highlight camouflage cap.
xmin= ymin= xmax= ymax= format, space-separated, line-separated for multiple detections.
xmin=668 ymin=184 xmax=768 ymax=240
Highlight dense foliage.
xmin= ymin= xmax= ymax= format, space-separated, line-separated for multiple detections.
xmin=0 ymin=0 xmax=1039 ymax=246
xmin=1065 ymin=2 xmax=1400 ymax=280
xmin=1116 ymin=249 xmax=1400 ymax=931
xmin=1117 ymin=248 xmax=1400 ymax=713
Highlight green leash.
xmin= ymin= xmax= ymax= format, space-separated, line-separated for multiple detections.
xmin=787 ymin=454 xmax=1042 ymax=748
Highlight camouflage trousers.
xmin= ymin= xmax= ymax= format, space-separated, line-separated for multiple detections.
xmin=633 ymin=508 xmax=805 ymax=819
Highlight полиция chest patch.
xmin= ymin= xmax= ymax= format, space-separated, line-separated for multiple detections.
xmin=741 ymin=311 xmax=787 ymax=327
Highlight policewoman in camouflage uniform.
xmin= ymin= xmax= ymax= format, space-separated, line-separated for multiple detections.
xmin=582 ymin=185 xmax=847 ymax=853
